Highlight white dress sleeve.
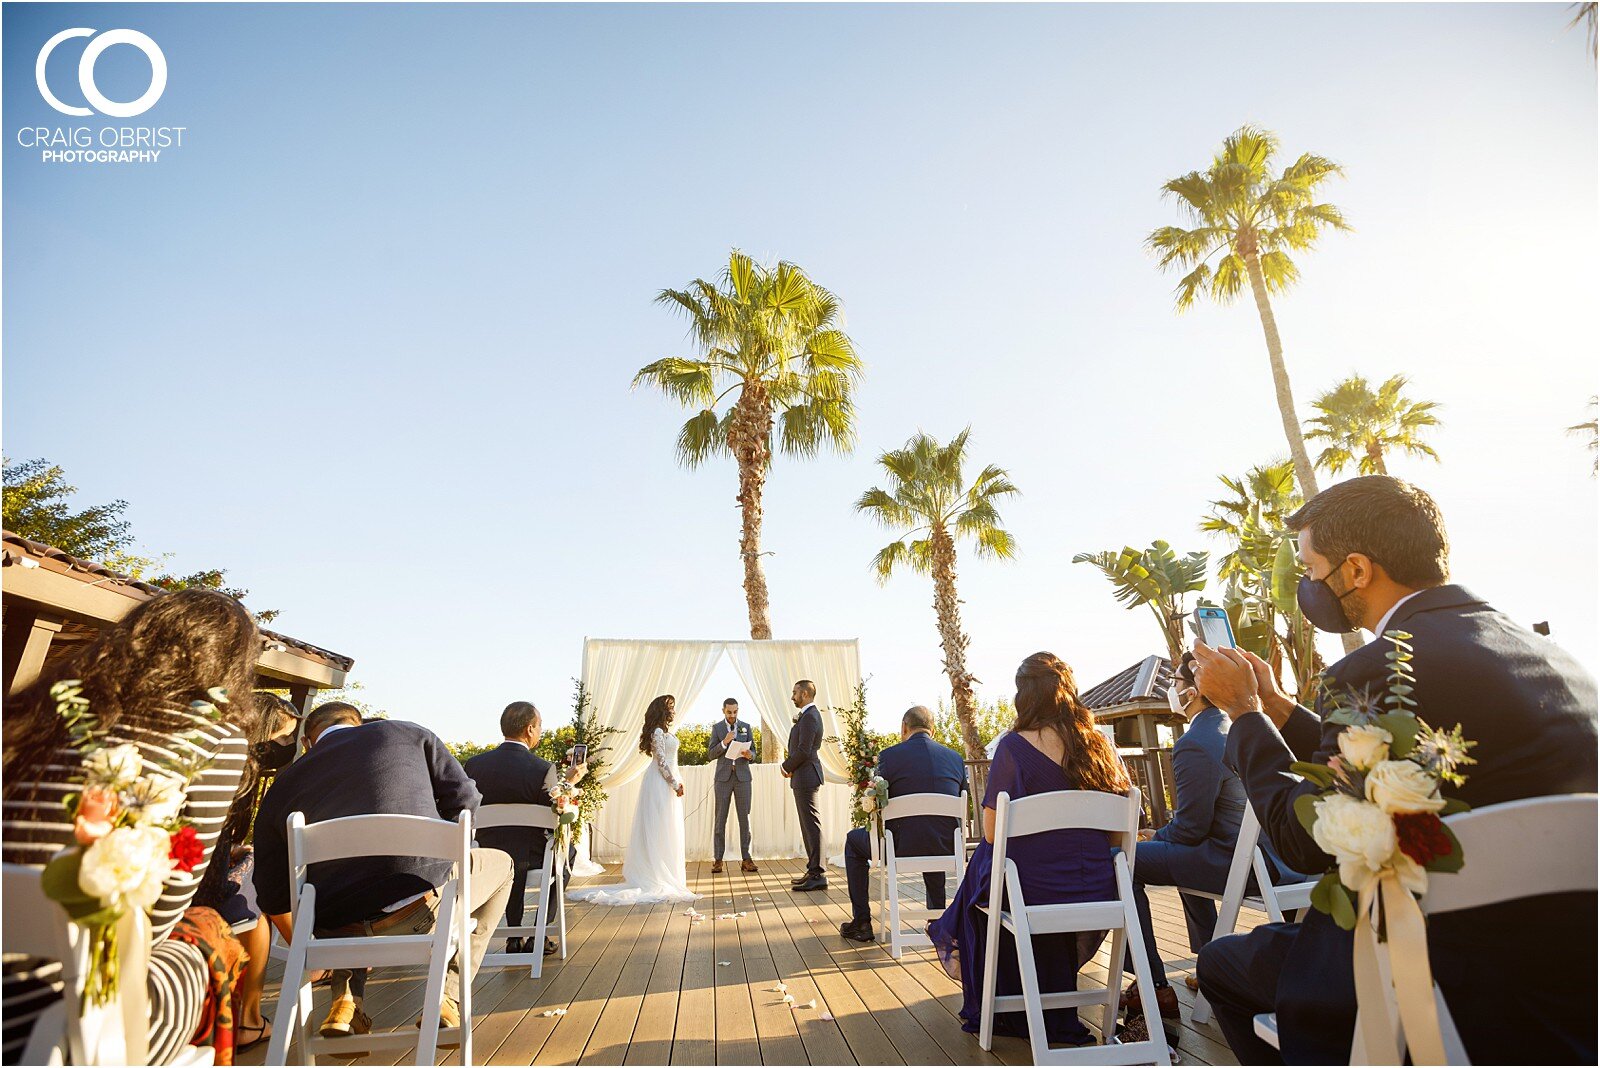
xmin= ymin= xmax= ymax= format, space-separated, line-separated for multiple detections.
xmin=652 ymin=728 xmax=680 ymax=791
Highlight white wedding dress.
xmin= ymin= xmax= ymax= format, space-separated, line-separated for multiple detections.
xmin=568 ymin=728 xmax=697 ymax=905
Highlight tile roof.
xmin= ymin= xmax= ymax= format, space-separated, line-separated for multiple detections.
xmin=2 ymin=530 xmax=353 ymax=671
xmin=1080 ymin=654 xmax=1175 ymax=710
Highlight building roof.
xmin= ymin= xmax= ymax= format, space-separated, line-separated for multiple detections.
xmin=2 ymin=529 xmax=353 ymax=686
xmin=1080 ymin=654 xmax=1179 ymax=720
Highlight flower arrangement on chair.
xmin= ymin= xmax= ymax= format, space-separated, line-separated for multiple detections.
xmin=39 ymin=680 xmax=224 ymax=1008
xmin=1293 ymin=631 xmax=1477 ymax=1062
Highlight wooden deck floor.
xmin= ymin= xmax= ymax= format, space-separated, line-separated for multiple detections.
xmin=241 ymin=858 xmax=1257 ymax=1066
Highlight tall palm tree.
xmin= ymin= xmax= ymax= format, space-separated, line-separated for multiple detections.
xmin=1569 ymin=396 xmax=1598 ymax=477
xmin=1148 ymin=126 xmax=1351 ymax=499
xmin=636 ymin=251 xmax=863 ymax=639
xmin=1304 ymin=374 xmax=1441 ymax=476
xmin=856 ymin=429 xmax=1019 ymax=758
xmin=1072 ymin=541 xmax=1209 ymax=667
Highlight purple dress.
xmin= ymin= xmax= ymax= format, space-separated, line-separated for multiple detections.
xmin=929 ymin=731 xmax=1117 ymax=1045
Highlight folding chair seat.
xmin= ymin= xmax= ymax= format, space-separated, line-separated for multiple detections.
xmin=870 ymin=791 xmax=967 ymax=958
xmin=977 ymin=787 xmax=1171 ymax=1065
xmin=264 ymin=811 xmax=474 ymax=1066
xmin=474 ymin=803 xmax=566 ymax=977
xmin=1188 ymin=803 xmax=1316 ymax=1025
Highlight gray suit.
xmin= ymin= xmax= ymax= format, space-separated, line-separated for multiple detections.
xmin=710 ymin=718 xmax=755 ymax=862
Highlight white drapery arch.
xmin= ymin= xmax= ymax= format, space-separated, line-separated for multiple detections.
xmin=574 ymin=638 xmax=860 ymax=867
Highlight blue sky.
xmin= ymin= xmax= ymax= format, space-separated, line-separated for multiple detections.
xmin=5 ymin=3 xmax=1596 ymax=741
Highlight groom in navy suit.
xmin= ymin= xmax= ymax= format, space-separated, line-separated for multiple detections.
xmin=840 ymin=706 xmax=967 ymax=942
xmin=783 ymin=679 xmax=828 ymax=890
xmin=1192 ymin=477 xmax=1597 ymax=1065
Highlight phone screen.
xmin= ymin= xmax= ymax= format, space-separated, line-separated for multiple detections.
xmin=1196 ymin=609 xmax=1236 ymax=649
xmin=569 ymin=744 xmax=588 ymax=766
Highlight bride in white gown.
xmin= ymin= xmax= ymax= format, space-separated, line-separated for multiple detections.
xmin=569 ymin=694 xmax=697 ymax=905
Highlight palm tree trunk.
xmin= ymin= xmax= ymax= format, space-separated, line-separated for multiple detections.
xmin=1242 ymin=247 xmax=1321 ymax=501
xmin=728 ymin=385 xmax=774 ymax=640
xmin=1367 ymin=440 xmax=1388 ymax=475
xmin=929 ymin=527 xmax=983 ymax=759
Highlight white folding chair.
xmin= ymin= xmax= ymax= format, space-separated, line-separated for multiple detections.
xmin=869 ymin=791 xmax=967 ymax=958
xmin=1188 ymin=803 xmax=1317 ymax=1025
xmin=265 ymin=811 xmax=474 ymax=1066
xmin=474 ymin=803 xmax=566 ymax=977
xmin=2 ymin=864 xmax=83 ymax=1067
xmin=978 ymin=787 xmax=1171 ymax=1065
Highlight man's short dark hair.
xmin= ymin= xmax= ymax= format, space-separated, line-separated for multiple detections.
xmin=902 ymin=705 xmax=934 ymax=733
xmin=723 ymin=698 xmax=739 ymax=709
xmin=305 ymin=701 xmax=363 ymax=742
xmin=796 ymin=679 xmax=816 ymax=698
xmin=1286 ymin=475 xmax=1449 ymax=588
xmin=500 ymin=701 xmax=541 ymax=739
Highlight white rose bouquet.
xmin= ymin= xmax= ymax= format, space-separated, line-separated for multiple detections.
xmin=39 ymin=680 xmax=223 ymax=1008
xmin=1293 ymin=633 xmax=1477 ymax=929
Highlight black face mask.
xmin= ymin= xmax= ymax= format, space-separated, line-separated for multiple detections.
xmin=252 ymin=737 xmax=298 ymax=771
xmin=1297 ymin=564 xmax=1360 ymax=634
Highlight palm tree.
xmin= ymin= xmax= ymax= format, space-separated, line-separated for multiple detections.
xmin=1147 ymin=126 xmax=1351 ymax=499
xmin=1304 ymin=374 xmax=1441 ymax=476
xmin=1569 ymin=396 xmax=1598 ymax=476
xmin=636 ymin=251 xmax=863 ymax=639
xmin=856 ymin=429 xmax=1019 ymax=758
xmin=1072 ymin=541 xmax=1209 ymax=667
xmin=1201 ymin=460 xmax=1301 ymax=588
xmin=1569 ymin=3 xmax=1598 ymax=60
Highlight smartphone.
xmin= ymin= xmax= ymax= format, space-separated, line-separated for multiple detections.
xmin=568 ymin=744 xmax=588 ymax=767
xmin=1193 ymin=605 xmax=1237 ymax=650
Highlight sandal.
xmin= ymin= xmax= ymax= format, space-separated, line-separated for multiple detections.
xmin=236 ymin=1020 xmax=272 ymax=1053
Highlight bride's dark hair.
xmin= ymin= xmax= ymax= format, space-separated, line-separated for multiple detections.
xmin=640 ymin=694 xmax=675 ymax=754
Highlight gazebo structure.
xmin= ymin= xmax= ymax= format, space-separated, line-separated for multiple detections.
xmin=1 ymin=531 xmax=353 ymax=712
xmin=1081 ymin=653 xmax=1188 ymax=826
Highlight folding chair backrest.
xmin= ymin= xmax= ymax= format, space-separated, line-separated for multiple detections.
xmin=287 ymin=812 xmax=472 ymax=916
xmin=3 ymin=864 xmax=84 ymax=1064
xmin=997 ymin=788 xmax=1142 ymax=853
xmin=880 ymin=791 xmax=968 ymax=822
xmin=476 ymin=803 xmax=559 ymax=833
xmin=1425 ymin=794 xmax=1598 ymax=916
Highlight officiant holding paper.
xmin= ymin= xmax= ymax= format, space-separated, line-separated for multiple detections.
xmin=710 ymin=698 xmax=759 ymax=873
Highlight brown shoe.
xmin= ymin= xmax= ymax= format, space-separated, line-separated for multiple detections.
xmin=320 ymin=995 xmax=373 ymax=1040
xmin=1122 ymin=980 xmax=1180 ymax=1020
xmin=741 ymin=859 xmax=759 ymax=873
xmin=416 ymin=997 xmax=462 ymax=1049
xmin=710 ymin=860 xmax=724 ymax=874
xmin=1185 ymin=974 xmax=1200 ymax=992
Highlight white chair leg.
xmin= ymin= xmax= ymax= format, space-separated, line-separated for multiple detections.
xmin=1102 ymin=925 xmax=1127 ymax=1041
xmin=1192 ymin=989 xmax=1214 ymax=1026
xmin=978 ymin=903 xmax=1003 ymax=1051
xmin=266 ymin=933 xmax=307 ymax=1067
xmin=1008 ymin=908 xmax=1050 ymax=1065
xmin=556 ymin=855 xmax=568 ymax=961
xmin=416 ymin=892 xmax=456 ymax=1066
xmin=1120 ymin=863 xmax=1171 ymax=1065
xmin=528 ymin=852 xmax=552 ymax=981
xmin=887 ymin=864 xmax=903 ymax=959
xmin=459 ymin=896 xmax=473 ymax=1067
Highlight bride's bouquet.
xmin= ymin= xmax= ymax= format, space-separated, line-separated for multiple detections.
xmin=40 ymin=680 xmax=222 ymax=1008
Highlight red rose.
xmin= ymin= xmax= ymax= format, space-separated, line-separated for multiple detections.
xmin=1394 ymin=812 xmax=1453 ymax=866
xmin=169 ymin=826 xmax=205 ymax=873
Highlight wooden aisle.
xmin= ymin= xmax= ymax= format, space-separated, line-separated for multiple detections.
xmin=239 ymin=859 xmax=1256 ymax=1066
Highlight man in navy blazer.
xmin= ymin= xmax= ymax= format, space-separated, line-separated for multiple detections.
xmin=782 ymin=679 xmax=828 ymax=890
xmin=840 ymin=706 xmax=968 ymax=942
xmin=463 ymin=701 xmax=583 ymax=955
xmin=1193 ymin=477 xmax=1597 ymax=1065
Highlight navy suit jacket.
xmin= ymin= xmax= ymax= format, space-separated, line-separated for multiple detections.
xmin=876 ymin=733 xmax=968 ymax=860
xmin=1226 ymin=585 xmax=1598 ymax=1064
xmin=782 ymin=705 xmax=824 ymax=791
xmin=1150 ymin=707 xmax=1246 ymax=887
xmin=253 ymin=720 xmax=480 ymax=929
xmin=463 ymin=741 xmax=558 ymax=866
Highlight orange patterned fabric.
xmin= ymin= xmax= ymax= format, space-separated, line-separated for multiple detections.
xmin=168 ymin=907 xmax=246 ymax=1066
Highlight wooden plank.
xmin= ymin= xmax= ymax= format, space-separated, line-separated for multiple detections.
xmin=623 ymin=897 xmax=695 ymax=1065
xmin=670 ymin=861 xmax=717 ymax=1065
xmin=537 ymin=900 xmax=656 ymax=1065
xmin=728 ymin=860 xmax=806 ymax=1066
xmin=708 ymin=864 xmax=761 ymax=1066
xmin=581 ymin=901 xmax=674 ymax=1064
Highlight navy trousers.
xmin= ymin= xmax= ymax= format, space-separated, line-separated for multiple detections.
xmin=843 ymin=827 xmax=946 ymax=927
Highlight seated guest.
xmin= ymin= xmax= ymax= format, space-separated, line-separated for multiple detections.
xmin=929 ymin=652 xmax=1131 ymax=1047
xmin=192 ymin=691 xmax=305 ymax=1053
xmin=463 ymin=701 xmax=583 ymax=956
xmin=1194 ymin=476 xmax=1598 ymax=1065
xmin=252 ymin=703 xmax=512 ymax=1043
xmin=2 ymin=589 xmax=260 ymax=1065
xmin=839 ymin=705 xmax=967 ymax=943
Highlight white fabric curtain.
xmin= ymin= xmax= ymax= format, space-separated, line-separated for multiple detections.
xmin=580 ymin=639 xmax=726 ymax=791
xmin=724 ymin=639 xmax=857 ymax=783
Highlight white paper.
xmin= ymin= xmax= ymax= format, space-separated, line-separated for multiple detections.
xmin=725 ymin=740 xmax=752 ymax=760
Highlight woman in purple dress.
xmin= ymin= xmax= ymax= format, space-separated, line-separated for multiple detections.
xmin=929 ymin=652 xmax=1131 ymax=1046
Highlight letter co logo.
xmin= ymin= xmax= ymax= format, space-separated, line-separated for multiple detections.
xmin=36 ymin=28 xmax=167 ymax=118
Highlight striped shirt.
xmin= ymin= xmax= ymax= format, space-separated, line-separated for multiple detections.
xmin=1 ymin=705 xmax=248 ymax=1064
